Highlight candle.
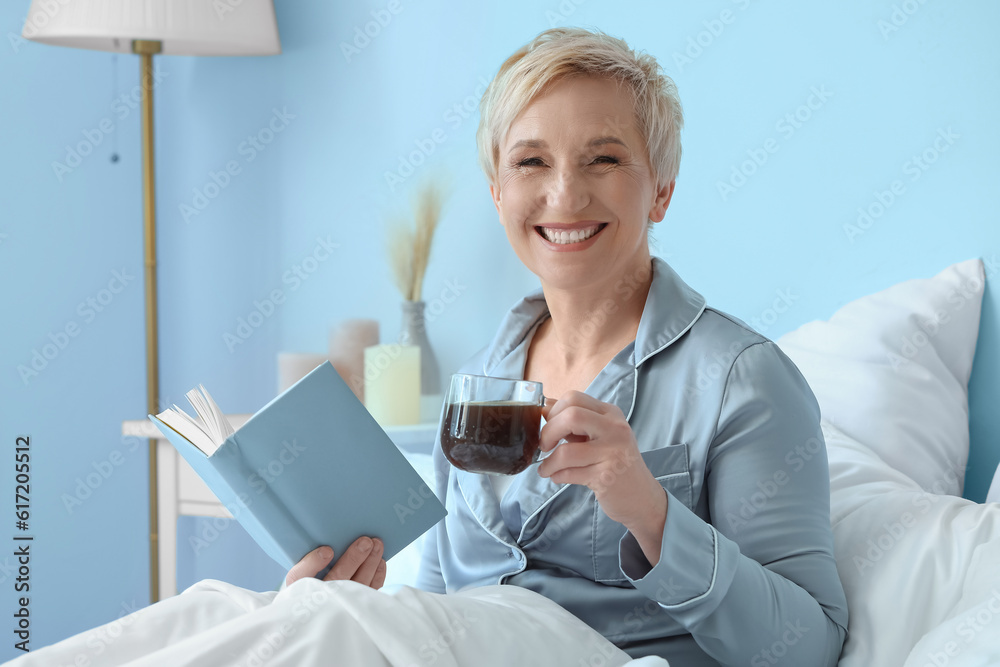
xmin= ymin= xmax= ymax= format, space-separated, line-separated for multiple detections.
xmin=277 ymin=352 xmax=329 ymax=394
xmin=363 ymin=344 xmax=420 ymax=427
xmin=329 ymin=318 xmax=379 ymax=402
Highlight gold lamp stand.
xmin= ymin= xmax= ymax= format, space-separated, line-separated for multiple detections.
xmin=134 ymin=38 xmax=162 ymax=603
xmin=21 ymin=0 xmax=281 ymax=605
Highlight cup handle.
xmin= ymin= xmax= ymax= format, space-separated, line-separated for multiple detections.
xmin=532 ymin=397 xmax=560 ymax=465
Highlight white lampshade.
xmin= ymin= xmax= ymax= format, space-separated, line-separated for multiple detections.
xmin=21 ymin=0 xmax=280 ymax=55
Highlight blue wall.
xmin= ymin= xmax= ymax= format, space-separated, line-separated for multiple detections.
xmin=1 ymin=0 xmax=998 ymax=658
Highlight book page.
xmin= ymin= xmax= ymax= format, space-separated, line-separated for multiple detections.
xmin=154 ymin=385 xmax=235 ymax=456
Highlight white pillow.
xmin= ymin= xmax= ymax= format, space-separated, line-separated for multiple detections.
xmin=776 ymin=259 xmax=985 ymax=496
xmin=824 ymin=422 xmax=1000 ymax=667
xmin=988 ymin=468 xmax=1000 ymax=504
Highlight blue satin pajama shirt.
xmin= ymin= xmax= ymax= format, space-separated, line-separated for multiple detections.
xmin=415 ymin=257 xmax=849 ymax=666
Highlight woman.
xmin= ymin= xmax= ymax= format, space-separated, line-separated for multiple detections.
xmin=15 ymin=27 xmax=847 ymax=667
xmin=294 ymin=27 xmax=849 ymax=665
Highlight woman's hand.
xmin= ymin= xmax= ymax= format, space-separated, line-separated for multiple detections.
xmin=538 ymin=391 xmax=668 ymax=566
xmin=284 ymin=536 xmax=387 ymax=589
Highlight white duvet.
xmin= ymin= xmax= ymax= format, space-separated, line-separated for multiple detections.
xmin=9 ymin=577 xmax=668 ymax=667
xmin=16 ymin=426 xmax=1000 ymax=667
xmin=824 ymin=423 xmax=1000 ymax=667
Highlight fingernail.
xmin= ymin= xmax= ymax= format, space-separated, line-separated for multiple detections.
xmin=319 ymin=546 xmax=333 ymax=560
xmin=359 ymin=537 xmax=373 ymax=553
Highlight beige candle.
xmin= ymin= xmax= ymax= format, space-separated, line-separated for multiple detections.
xmin=363 ymin=344 xmax=420 ymax=427
xmin=329 ymin=318 xmax=379 ymax=402
xmin=277 ymin=352 xmax=329 ymax=394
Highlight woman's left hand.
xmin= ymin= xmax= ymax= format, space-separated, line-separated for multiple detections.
xmin=538 ymin=391 xmax=668 ymax=565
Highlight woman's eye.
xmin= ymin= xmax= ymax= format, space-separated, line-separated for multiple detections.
xmin=516 ymin=157 xmax=544 ymax=167
xmin=592 ymin=155 xmax=620 ymax=165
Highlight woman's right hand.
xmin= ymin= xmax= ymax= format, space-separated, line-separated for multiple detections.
xmin=284 ymin=536 xmax=387 ymax=589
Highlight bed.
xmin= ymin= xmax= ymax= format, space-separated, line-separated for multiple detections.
xmin=777 ymin=258 xmax=1000 ymax=666
xmin=16 ymin=259 xmax=1000 ymax=666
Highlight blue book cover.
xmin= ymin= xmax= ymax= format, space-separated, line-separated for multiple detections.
xmin=149 ymin=361 xmax=446 ymax=571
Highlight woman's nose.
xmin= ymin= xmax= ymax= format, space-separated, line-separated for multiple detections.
xmin=544 ymin=169 xmax=589 ymax=214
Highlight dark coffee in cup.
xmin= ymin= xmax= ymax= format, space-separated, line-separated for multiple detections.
xmin=440 ymin=401 xmax=543 ymax=475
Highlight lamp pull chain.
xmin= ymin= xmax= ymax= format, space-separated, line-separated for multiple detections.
xmin=109 ymin=53 xmax=119 ymax=163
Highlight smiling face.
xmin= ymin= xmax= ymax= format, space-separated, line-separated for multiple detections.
xmin=490 ymin=75 xmax=674 ymax=291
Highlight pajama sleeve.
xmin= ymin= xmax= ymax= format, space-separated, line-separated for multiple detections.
xmin=619 ymin=341 xmax=849 ymax=667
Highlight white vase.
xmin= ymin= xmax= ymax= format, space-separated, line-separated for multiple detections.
xmin=399 ymin=300 xmax=440 ymax=396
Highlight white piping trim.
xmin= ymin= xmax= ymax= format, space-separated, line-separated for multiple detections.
xmin=454 ymin=480 xmax=526 ymax=583
xmin=626 ymin=302 xmax=707 ymax=422
xmin=457 ymin=476 xmax=517 ymax=551
xmin=516 ymin=484 xmax=571 ymax=544
xmin=659 ymin=525 xmax=720 ymax=609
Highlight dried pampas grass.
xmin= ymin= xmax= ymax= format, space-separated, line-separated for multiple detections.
xmin=388 ymin=180 xmax=446 ymax=302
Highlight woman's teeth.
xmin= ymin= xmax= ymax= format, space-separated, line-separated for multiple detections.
xmin=538 ymin=225 xmax=603 ymax=245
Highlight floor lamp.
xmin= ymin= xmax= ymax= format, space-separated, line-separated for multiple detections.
xmin=22 ymin=0 xmax=281 ymax=603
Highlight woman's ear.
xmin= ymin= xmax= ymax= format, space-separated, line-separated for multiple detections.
xmin=490 ymin=183 xmax=502 ymax=215
xmin=648 ymin=180 xmax=675 ymax=223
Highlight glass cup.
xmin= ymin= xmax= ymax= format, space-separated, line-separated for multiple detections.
xmin=439 ymin=373 xmax=546 ymax=475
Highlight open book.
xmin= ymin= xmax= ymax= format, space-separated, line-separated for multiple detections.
xmin=149 ymin=361 xmax=446 ymax=572
xmin=155 ymin=384 xmax=236 ymax=456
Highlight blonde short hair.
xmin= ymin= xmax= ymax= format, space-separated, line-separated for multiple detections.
xmin=477 ymin=28 xmax=683 ymax=188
